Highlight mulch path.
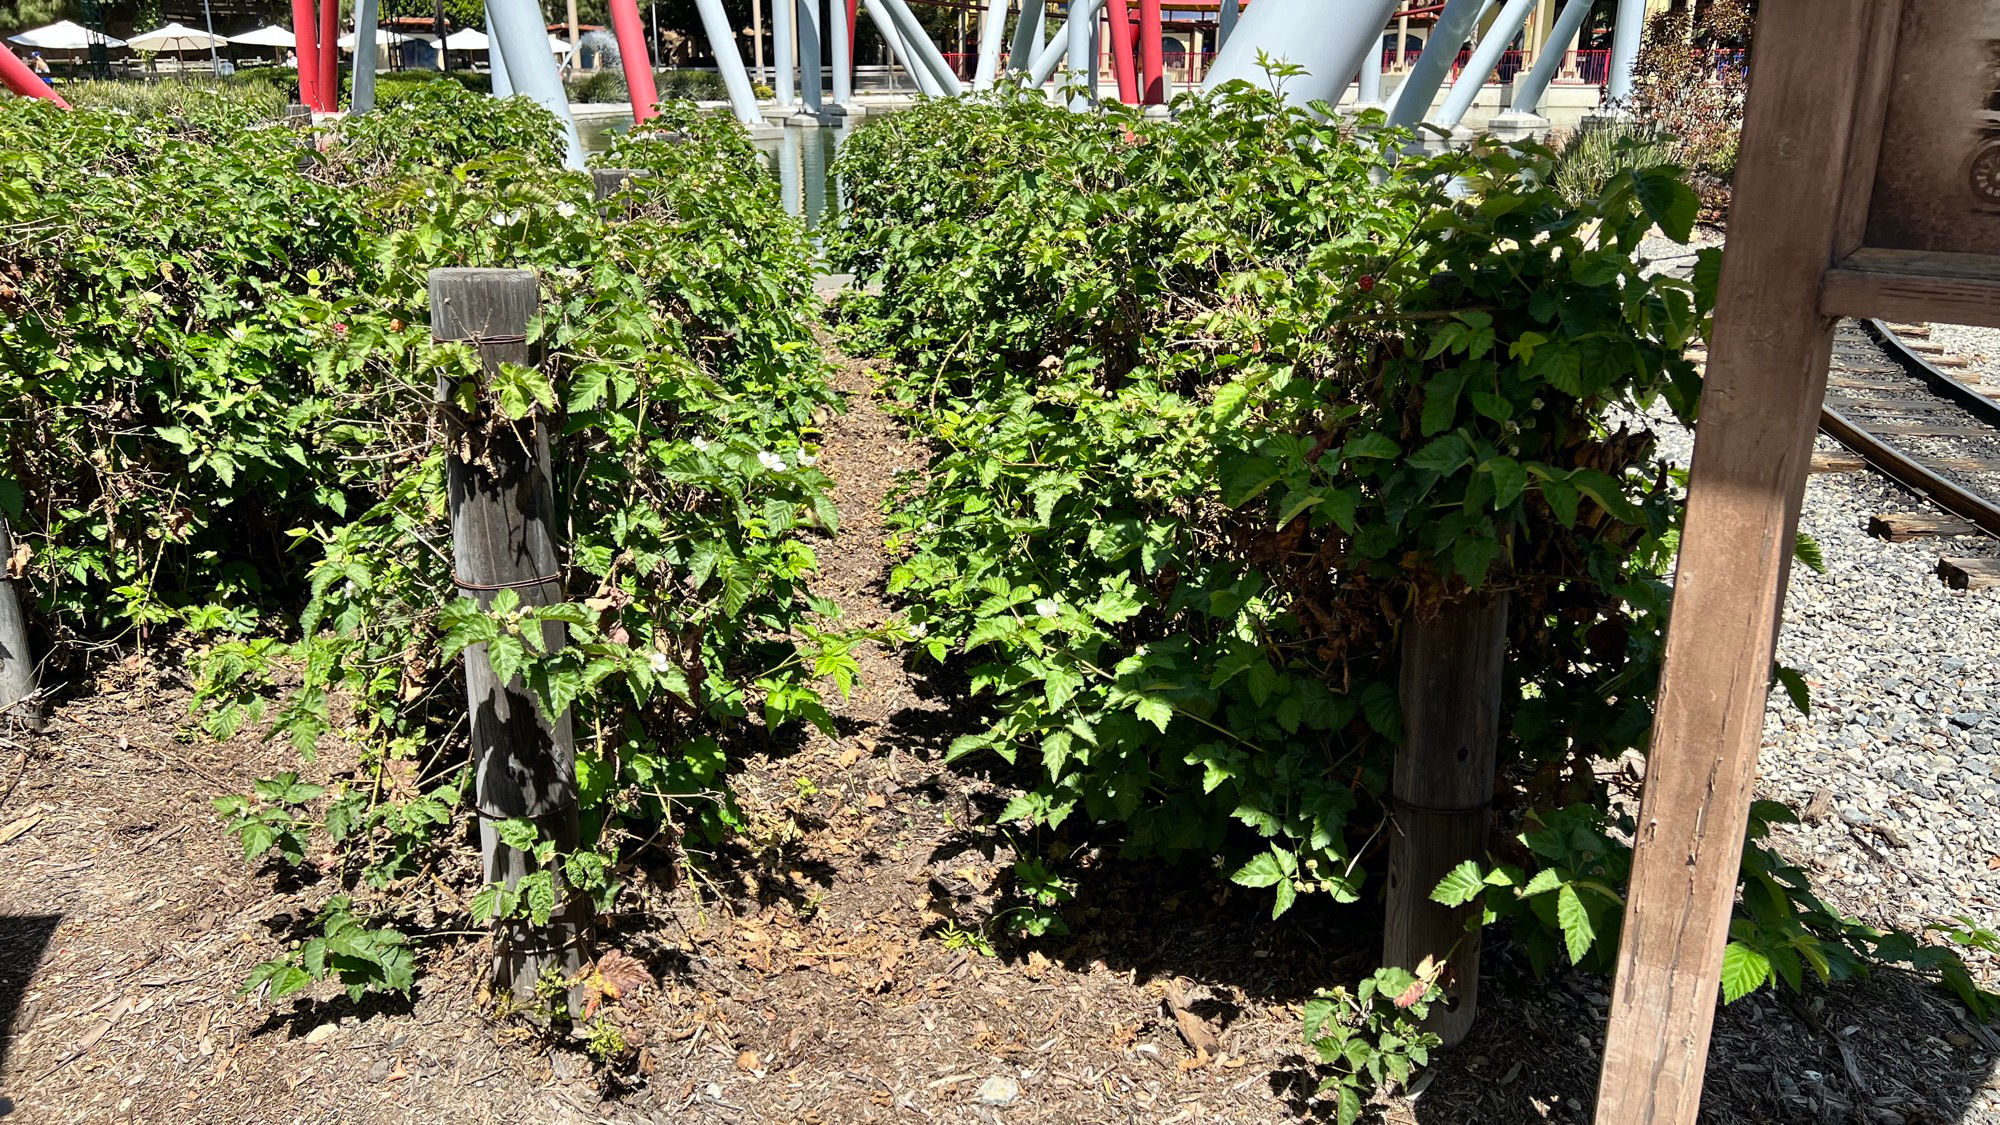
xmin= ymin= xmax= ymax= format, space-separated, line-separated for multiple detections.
xmin=1 ymin=332 xmax=1997 ymax=1124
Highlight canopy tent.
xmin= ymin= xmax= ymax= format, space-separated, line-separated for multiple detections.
xmin=8 ymin=19 xmax=125 ymax=50
xmin=440 ymin=27 xmax=488 ymax=50
xmin=228 ymin=24 xmax=295 ymax=48
xmin=548 ymin=34 xmax=574 ymax=55
xmin=125 ymin=22 xmax=229 ymax=53
xmin=337 ymin=27 xmax=413 ymax=49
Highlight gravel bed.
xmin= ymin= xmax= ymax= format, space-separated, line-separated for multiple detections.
xmin=1645 ymin=321 xmax=2000 ymax=998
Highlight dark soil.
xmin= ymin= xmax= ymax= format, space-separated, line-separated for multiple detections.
xmin=1 ymin=332 xmax=1996 ymax=1124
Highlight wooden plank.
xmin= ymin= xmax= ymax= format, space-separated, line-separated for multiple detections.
xmin=1868 ymin=513 xmax=1980 ymax=541
xmin=1920 ymin=454 xmax=2000 ymax=474
xmin=0 ymin=517 xmax=40 ymax=732
xmin=1842 ymin=420 xmax=1994 ymax=438
xmin=1383 ymin=594 xmax=1507 ymax=1048
xmin=1594 ymin=1 xmax=1884 ymax=1120
xmin=1822 ymin=265 xmax=2000 ymax=330
xmin=1824 ymin=397 xmax=1965 ymax=415
xmin=1811 ymin=450 xmax=1866 ymax=474
xmin=1938 ymin=557 xmax=2000 ymax=590
xmin=431 ymin=268 xmax=591 ymax=1015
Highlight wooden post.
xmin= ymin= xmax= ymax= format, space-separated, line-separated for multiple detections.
xmin=591 ymin=167 xmax=648 ymax=216
xmin=0 ymin=518 xmax=41 ymax=732
xmin=1382 ymin=592 xmax=1507 ymax=1047
xmin=429 ymin=268 xmax=590 ymax=1013
xmin=1592 ymin=0 xmax=1884 ymax=1120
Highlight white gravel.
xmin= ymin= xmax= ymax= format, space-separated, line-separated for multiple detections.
xmin=1645 ymin=323 xmax=2000 ymax=985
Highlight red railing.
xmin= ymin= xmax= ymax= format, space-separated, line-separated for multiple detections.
xmin=1376 ymin=46 xmax=1746 ymax=87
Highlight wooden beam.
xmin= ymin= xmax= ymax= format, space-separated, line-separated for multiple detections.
xmin=1822 ymin=264 xmax=2000 ymax=331
xmin=1867 ymin=513 xmax=1979 ymax=542
xmin=1592 ymin=0 xmax=1887 ymax=1120
xmin=1938 ymin=558 xmax=2000 ymax=590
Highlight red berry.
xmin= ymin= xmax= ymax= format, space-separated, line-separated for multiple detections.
xmin=1358 ymin=275 xmax=1376 ymax=292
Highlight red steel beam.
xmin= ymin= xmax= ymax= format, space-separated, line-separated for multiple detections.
xmin=0 ymin=43 xmax=69 ymax=107
xmin=1138 ymin=0 xmax=1163 ymax=103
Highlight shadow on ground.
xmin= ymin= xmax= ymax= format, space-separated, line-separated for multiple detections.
xmin=0 ymin=913 xmax=59 ymax=1084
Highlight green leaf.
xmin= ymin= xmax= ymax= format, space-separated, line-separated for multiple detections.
xmin=1720 ymin=941 xmax=1772 ymax=1003
xmin=1773 ymin=665 xmax=1810 ymax=716
xmin=1231 ymin=848 xmax=1296 ymax=889
xmin=1485 ymin=457 xmax=1527 ymax=509
xmin=1634 ymin=167 xmax=1698 ymax=243
xmin=495 ymin=818 xmax=540 ymax=853
xmin=1556 ymin=883 xmax=1595 ymax=964
xmin=1407 ymin=435 xmax=1471 ymax=476
xmin=1430 ymin=861 xmax=1486 ymax=907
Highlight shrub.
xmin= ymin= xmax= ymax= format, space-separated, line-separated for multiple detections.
xmin=1 ymin=89 xmax=852 ymax=1000
xmin=1621 ymin=0 xmax=1754 ymax=218
xmin=55 ymin=78 xmax=285 ymax=124
xmin=655 ymin=68 xmax=728 ymax=101
xmin=1550 ymin=119 xmax=1677 ymax=205
xmin=567 ymin=69 xmax=628 ymax=104
xmin=827 ymin=82 xmax=1996 ymax=1017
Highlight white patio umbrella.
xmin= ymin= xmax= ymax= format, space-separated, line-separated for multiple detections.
xmin=337 ymin=27 xmax=413 ymax=49
xmin=8 ymin=19 xmax=125 ymax=50
xmin=228 ymin=24 xmax=295 ymax=49
xmin=548 ymin=34 xmax=573 ymax=55
xmin=440 ymin=27 xmax=488 ymax=50
xmin=126 ymin=22 xmax=230 ymax=53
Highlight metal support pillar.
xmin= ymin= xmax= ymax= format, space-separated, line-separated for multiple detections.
xmin=1356 ymin=13 xmax=1383 ymax=106
xmin=1605 ymin=0 xmax=1645 ymax=104
xmin=695 ymin=0 xmax=767 ymax=123
xmin=1502 ymin=0 xmax=1591 ymax=115
xmin=880 ymin=0 xmax=964 ymax=95
xmin=1065 ymin=0 xmax=1092 ymax=108
xmin=773 ymin=0 xmax=795 ymax=106
xmin=863 ymin=0 xmax=941 ymax=94
xmin=1436 ymin=0 xmax=1537 ymax=127
xmin=488 ymin=0 xmax=586 ymax=167
xmin=830 ymin=0 xmax=854 ymax=106
xmin=352 ymin=0 xmax=381 ymax=113
xmin=1009 ymin=0 xmax=1045 ymax=70
xmin=486 ymin=6 xmax=515 ymax=96
xmin=1106 ymin=0 xmax=1136 ymax=102
xmin=1026 ymin=0 xmax=1103 ymax=85
xmin=1217 ymin=0 xmax=1237 ymax=50
xmin=797 ymin=0 xmax=823 ymax=110
xmin=974 ymin=0 xmax=1008 ymax=87
xmin=1203 ymin=0 xmax=1400 ymax=109
xmin=1137 ymin=0 xmax=1161 ymax=103
xmin=610 ymin=0 xmax=661 ymax=121
xmin=1384 ymin=0 xmax=1485 ymax=127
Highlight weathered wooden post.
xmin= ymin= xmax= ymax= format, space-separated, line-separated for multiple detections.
xmin=1382 ymin=592 xmax=1508 ymax=1046
xmin=590 ymin=167 xmax=650 ymax=221
xmin=0 ymin=517 xmax=42 ymax=732
xmin=429 ymin=267 xmax=590 ymax=1012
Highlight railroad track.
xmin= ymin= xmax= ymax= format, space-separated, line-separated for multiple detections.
xmin=1804 ymin=320 xmax=2000 ymax=589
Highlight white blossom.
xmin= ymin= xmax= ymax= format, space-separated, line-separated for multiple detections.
xmin=690 ymin=437 xmax=710 ymax=452
xmin=648 ymin=651 xmax=672 ymax=673
xmin=1034 ymin=598 xmax=1060 ymax=618
xmin=796 ymin=448 xmax=818 ymax=467
xmin=757 ymin=450 xmax=786 ymax=471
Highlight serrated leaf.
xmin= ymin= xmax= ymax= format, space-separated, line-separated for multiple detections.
xmin=1556 ymin=883 xmax=1595 ymax=964
xmin=1430 ymin=860 xmax=1486 ymax=907
xmin=1720 ymin=941 xmax=1771 ymax=1003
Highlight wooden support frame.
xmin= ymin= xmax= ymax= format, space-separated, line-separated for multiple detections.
xmin=1595 ymin=0 xmax=2000 ymax=1119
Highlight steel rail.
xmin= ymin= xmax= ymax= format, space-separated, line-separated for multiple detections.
xmin=1817 ymin=323 xmax=2000 ymax=538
